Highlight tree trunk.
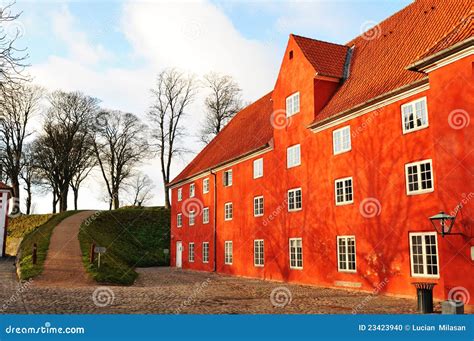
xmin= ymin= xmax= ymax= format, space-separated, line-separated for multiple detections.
xmin=59 ymin=186 xmax=69 ymax=212
xmin=113 ymin=194 xmax=119 ymax=210
xmin=52 ymin=192 xmax=57 ymax=213
xmin=164 ymin=186 xmax=170 ymax=209
xmin=11 ymin=178 xmax=21 ymax=215
xmin=73 ymin=188 xmax=79 ymax=211
xmin=25 ymin=185 xmax=32 ymax=215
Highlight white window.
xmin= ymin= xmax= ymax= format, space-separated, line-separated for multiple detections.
xmin=333 ymin=126 xmax=351 ymax=155
xmin=223 ymin=170 xmax=233 ymax=187
xmin=254 ymin=240 xmax=264 ymax=267
xmin=402 ymin=97 xmax=428 ymax=134
xmin=177 ymin=213 xmax=182 ymax=228
xmin=203 ymin=207 xmax=210 ymax=224
xmin=409 ymin=232 xmax=439 ymax=278
xmin=189 ymin=183 xmax=195 ymax=198
xmin=287 ymin=144 xmax=301 ymax=168
xmin=224 ymin=202 xmax=233 ymax=221
xmin=225 ymin=241 xmax=233 ymax=265
xmin=337 ymin=236 xmax=356 ymax=272
xmin=405 ymin=159 xmax=434 ymax=195
xmin=253 ymin=158 xmax=263 ymax=179
xmin=189 ymin=210 xmax=195 ymax=226
xmin=335 ymin=177 xmax=353 ymax=205
xmin=177 ymin=188 xmax=182 ymax=202
xmin=289 ymin=238 xmax=303 ymax=269
xmin=286 ymin=92 xmax=300 ymax=117
xmin=203 ymin=178 xmax=210 ymax=194
xmin=202 ymin=242 xmax=209 ymax=263
xmin=188 ymin=243 xmax=195 ymax=262
xmin=288 ymin=188 xmax=302 ymax=212
xmin=254 ymin=196 xmax=264 ymax=217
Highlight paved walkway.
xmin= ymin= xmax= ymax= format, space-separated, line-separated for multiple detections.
xmin=33 ymin=211 xmax=95 ymax=288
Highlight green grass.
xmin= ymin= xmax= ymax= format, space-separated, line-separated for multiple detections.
xmin=6 ymin=214 xmax=53 ymax=256
xmin=17 ymin=211 xmax=79 ymax=280
xmin=78 ymin=207 xmax=170 ymax=285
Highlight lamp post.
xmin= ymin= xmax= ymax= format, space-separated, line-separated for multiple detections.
xmin=429 ymin=205 xmax=462 ymax=237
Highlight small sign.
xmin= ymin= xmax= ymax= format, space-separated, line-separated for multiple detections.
xmin=94 ymin=246 xmax=106 ymax=254
xmin=471 ymin=246 xmax=474 ymax=261
xmin=163 ymin=249 xmax=169 ymax=255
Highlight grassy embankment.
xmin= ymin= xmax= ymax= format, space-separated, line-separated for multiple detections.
xmin=6 ymin=214 xmax=53 ymax=256
xmin=17 ymin=211 xmax=79 ymax=280
xmin=78 ymin=207 xmax=170 ymax=285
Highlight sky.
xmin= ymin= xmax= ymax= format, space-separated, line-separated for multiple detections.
xmin=9 ymin=0 xmax=412 ymax=213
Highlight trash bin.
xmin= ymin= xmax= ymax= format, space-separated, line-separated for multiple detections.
xmin=412 ymin=282 xmax=437 ymax=313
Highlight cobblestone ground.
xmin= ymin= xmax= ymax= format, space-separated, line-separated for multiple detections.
xmin=0 ymin=260 xmax=419 ymax=314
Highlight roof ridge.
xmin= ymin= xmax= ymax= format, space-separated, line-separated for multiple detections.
xmin=291 ymin=34 xmax=348 ymax=48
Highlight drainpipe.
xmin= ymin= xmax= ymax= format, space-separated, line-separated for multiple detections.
xmin=210 ymin=169 xmax=217 ymax=272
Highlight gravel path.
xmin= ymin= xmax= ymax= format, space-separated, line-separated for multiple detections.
xmin=33 ymin=211 xmax=96 ymax=288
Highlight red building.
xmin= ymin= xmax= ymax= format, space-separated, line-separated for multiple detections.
xmin=169 ymin=0 xmax=474 ymax=306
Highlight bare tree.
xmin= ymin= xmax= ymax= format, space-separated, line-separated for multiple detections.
xmin=70 ymin=134 xmax=96 ymax=210
xmin=0 ymin=83 xmax=42 ymax=213
xmin=19 ymin=143 xmax=37 ymax=214
xmin=93 ymin=110 xmax=149 ymax=210
xmin=148 ymin=68 xmax=196 ymax=208
xmin=34 ymin=91 xmax=99 ymax=212
xmin=126 ymin=173 xmax=154 ymax=207
xmin=199 ymin=72 xmax=242 ymax=144
xmin=0 ymin=2 xmax=28 ymax=91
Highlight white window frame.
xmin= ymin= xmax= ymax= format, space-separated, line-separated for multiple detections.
xmin=405 ymin=159 xmax=434 ymax=195
xmin=334 ymin=177 xmax=354 ymax=206
xmin=177 ymin=188 xmax=182 ymax=202
xmin=203 ymin=207 xmax=210 ymax=224
xmin=189 ymin=183 xmax=195 ymax=198
xmin=177 ymin=213 xmax=182 ymax=228
xmin=224 ymin=202 xmax=233 ymax=221
xmin=253 ymin=196 xmax=264 ymax=217
xmin=401 ymin=97 xmax=429 ymax=134
xmin=333 ymin=126 xmax=351 ymax=155
xmin=224 ymin=241 xmax=233 ymax=265
xmin=287 ymin=144 xmax=301 ymax=169
xmin=409 ymin=232 xmax=440 ymax=279
xmin=289 ymin=238 xmax=303 ymax=269
xmin=202 ymin=242 xmax=209 ymax=263
xmin=189 ymin=210 xmax=195 ymax=226
xmin=286 ymin=92 xmax=300 ymax=117
xmin=223 ymin=170 xmax=233 ymax=187
xmin=287 ymin=188 xmax=302 ymax=212
xmin=203 ymin=178 xmax=210 ymax=194
xmin=254 ymin=239 xmax=264 ymax=267
xmin=253 ymin=158 xmax=263 ymax=179
xmin=188 ymin=242 xmax=195 ymax=262
xmin=337 ymin=236 xmax=357 ymax=273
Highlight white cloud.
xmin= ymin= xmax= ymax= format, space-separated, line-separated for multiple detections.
xmin=51 ymin=5 xmax=112 ymax=65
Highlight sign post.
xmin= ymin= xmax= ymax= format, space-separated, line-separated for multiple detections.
xmin=94 ymin=246 xmax=107 ymax=268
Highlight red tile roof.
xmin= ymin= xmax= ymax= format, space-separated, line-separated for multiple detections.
xmin=316 ymin=0 xmax=473 ymax=123
xmin=0 ymin=182 xmax=12 ymax=191
xmin=169 ymin=92 xmax=274 ymax=186
xmin=292 ymin=35 xmax=349 ymax=79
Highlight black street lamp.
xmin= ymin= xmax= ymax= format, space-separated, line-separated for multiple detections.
xmin=429 ymin=205 xmax=462 ymax=237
